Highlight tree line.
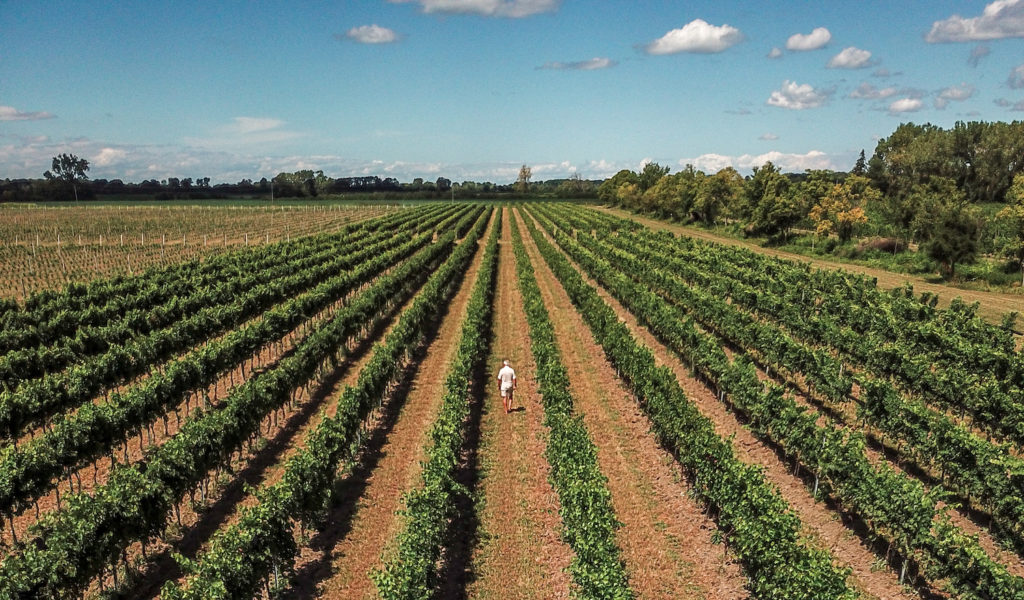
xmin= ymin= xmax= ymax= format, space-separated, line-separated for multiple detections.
xmin=2 ymin=158 xmax=600 ymax=203
xmin=599 ymin=120 xmax=1024 ymax=281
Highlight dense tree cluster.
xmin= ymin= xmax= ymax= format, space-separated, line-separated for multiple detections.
xmin=598 ymin=120 xmax=1024 ymax=281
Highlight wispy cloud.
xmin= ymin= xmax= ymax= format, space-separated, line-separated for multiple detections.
xmin=767 ymin=47 xmax=783 ymax=59
xmin=538 ymin=57 xmax=616 ymax=70
xmin=872 ymin=67 xmax=900 ymax=78
xmin=888 ymin=98 xmax=923 ymax=114
xmin=968 ymin=44 xmax=991 ymax=67
xmin=184 ymin=116 xmax=304 ymax=149
xmin=339 ymin=24 xmax=401 ymax=44
xmin=0 ymin=105 xmax=56 ymax=121
xmin=926 ymin=0 xmax=1024 ymax=42
xmin=767 ymin=80 xmax=832 ymax=110
xmin=644 ymin=19 xmax=744 ymax=55
xmin=934 ymin=83 xmax=975 ymax=108
xmin=827 ymin=47 xmax=874 ymax=69
xmin=388 ymin=0 xmax=559 ymax=18
xmin=1009 ymin=63 xmax=1024 ymax=88
xmin=786 ymin=27 xmax=831 ymax=51
xmin=849 ymin=82 xmax=897 ymax=99
xmin=759 ymin=133 xmax=779 ymax=141
xmin=680 ymin=150 xmax=834 ymax=173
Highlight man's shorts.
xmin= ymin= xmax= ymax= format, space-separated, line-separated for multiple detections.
xmin=500 ymin=382 xmax=514 ymax=397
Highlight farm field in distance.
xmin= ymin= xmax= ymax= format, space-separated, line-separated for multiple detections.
xmin=0 ymin=203 xmax=398 ymax=301
xmin=1 ymin=201 xmax=1024 ymax=600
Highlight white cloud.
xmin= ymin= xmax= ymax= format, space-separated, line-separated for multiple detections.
xmin=935 ymin=82 xmax=975 ymax=109
xmin=388 ymin=0 xmax=559 ymax=18
xmin=759 ymin=133 xmax=779 ymax=141
xmin=0 ymin=105 xmax=56 ymax=121
xmin=827 ymin=46 xmax=873 ymax=69
xmin=849 ymin=82 xmax=897 ymax=99
xmin=538 ymin=57 xmax=616 ymax=70
xmin=227 ymin=117 xmax=287 ymax=135
xmin=888 ymin=98 xmax=923 ymax=114
xmin=0 ymin=134 xmax=613 ymax=184
xmin=343 ymin=24 xmax=400 ymax=44
xmin=926 ymin=0 xmax=1024 ymax=42
xmin=679 ymin=150 xmax=834 ymax=173
xmin=1013 ymin=100 xmax=1024 ymax=111
xmin=767 ymin=47 xmax=783 ymax=59
xmin=92 ymin=147 xmax=127 ymax=167
xmin=786 ymin=27 xmax=831 ymax=51
xmin=968 ymin=44 xmax=991 ymax=67
xmin=645 ymin=19 xmax=744 ymax=55
xmin=767 ymin=80 xmax=831 ymax=110
xmin=1009 ymin=63 xmax=1024 ymax=88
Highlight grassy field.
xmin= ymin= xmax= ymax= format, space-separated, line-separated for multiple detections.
xmin=0 ymin=202 xmax=400 ymax=300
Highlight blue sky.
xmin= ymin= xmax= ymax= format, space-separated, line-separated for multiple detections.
xmin=2 ymin=0 xmax=1024 ymax=183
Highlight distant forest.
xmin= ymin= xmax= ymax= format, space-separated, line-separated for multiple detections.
xmin=0 ymin=170 xmax=601 ymax=203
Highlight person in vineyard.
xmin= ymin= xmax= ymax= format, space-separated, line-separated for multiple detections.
xmin=497 ymin=359 xmax=517 ymax=413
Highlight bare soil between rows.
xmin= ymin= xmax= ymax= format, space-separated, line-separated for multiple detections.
xmin=463 ymin=207 xmax=574 ymax=600
xmin=525 ymin=209 xmax=922 ymax=600
xmin=284 ymin=210 xmax=495 ymax=599
xmin=515 ymin=208 xmax=750 ymax=600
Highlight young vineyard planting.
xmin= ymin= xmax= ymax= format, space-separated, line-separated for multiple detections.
xmin=0 ymin=201 xmax=1021 ymax=599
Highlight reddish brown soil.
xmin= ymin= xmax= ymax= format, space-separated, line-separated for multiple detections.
xmin=524 ymin=211 xmax=921 ymax=600
xmin=285 ymin=211 xmax=494 ymax=599
xmin=596 ymin=207 xmax=1024 ymax=328
xmin=514 ymin=209 xmax=750 ymax=600
xmin=0 ymin=286 xmax=351 ymax=555
xmin=465 ymin=208 xmax=575 ymax=600
xmin=122 ymin=283 xmax=422 ymax=599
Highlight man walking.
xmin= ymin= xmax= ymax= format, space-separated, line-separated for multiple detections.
xmin=497 ymin=359 xmax=517 ymax=414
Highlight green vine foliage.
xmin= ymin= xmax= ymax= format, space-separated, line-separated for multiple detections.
xmin=373 ymin=208 xmax=502 ymax=599
xmin=0 ymin=207 xmax=482 ymax=599
xmin=163 ymin=207 xmax=491 ymax=599
xmin=532 ymin=203 xmax=1024 ymax=600
xmin=0 ymin=219 xmax=449 ymax=522
xmin=524 ymin=205 xmax=855 ymax=600
xmin=508 ymin=213 xmax=634 ymax=600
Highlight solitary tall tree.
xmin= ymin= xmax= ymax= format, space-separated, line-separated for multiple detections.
xmin=44 ymin=153 xmax=90 ymax=201
xmin=516 ymin=165 xmax=532 ymax=193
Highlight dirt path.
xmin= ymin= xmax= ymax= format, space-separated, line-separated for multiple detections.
xmin=293 ymin=211 xmax=494 ymax=600
xmin=464 ymin=207 xmax=574 ymax=600
xmin=595 ymin=207 xmax=1024 ymax=327
xmin=526 ymin=210 xmax=921 ymax=600
xmin=514 ymin=209 xmax=750 ymax=599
